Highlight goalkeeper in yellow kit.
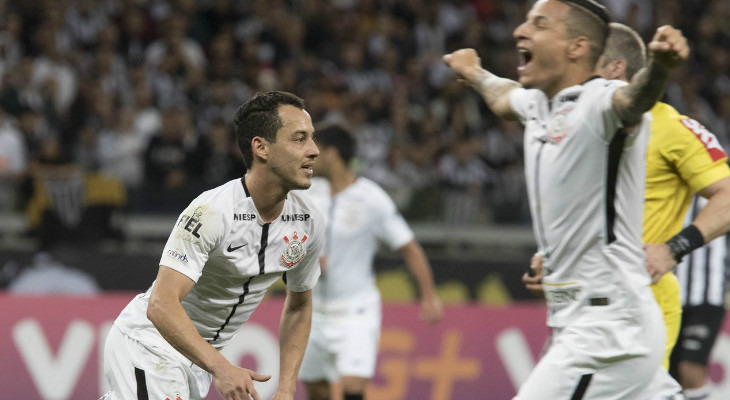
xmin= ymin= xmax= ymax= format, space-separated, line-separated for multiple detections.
xmin=524 ymin=23 xmax=730 ymax=400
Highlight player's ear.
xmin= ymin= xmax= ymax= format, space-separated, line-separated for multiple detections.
xmin=567 ymin=36 xmax=590 ymax=61
xmin=252 ymin=136 xmax=269 ymax=162
xmin=611 ymin=59 xmax=627 ymax=80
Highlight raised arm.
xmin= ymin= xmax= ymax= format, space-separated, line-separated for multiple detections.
xmin=612 ymin=26 xmax=689 ymax=126
xmin=399 ymin=239 xmax=444 ymax=324
xmin=273 ymin=288 xmax=313 ymax=400
xmin=443 ymin=48 xmax=521 ymax=121
xmin=148 ymin=266 xmax=271 ymax=400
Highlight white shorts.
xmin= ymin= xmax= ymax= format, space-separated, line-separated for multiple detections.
xmin=514 ymin=303 xmax=682 ymax=400
xmin=103 ymin=325 xmax=212 ymax=400
xmin=298 ymin=304 xmax=381 ymax=382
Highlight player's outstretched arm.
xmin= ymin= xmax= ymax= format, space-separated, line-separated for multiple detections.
xmin=399 ymin=240 xmax=444 ymax=325
xmin=443 ymin=48 xmax=521 ymax=121
xmin=612 ymin=25 xmax=690 ymax=126
xmin=148 ymin=266 xmax=271 ymax=400
xmin=273 ymin=288 xmax=313 ymax=400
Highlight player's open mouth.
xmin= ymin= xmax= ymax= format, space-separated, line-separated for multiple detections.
xmin=302 ymin=163 xmax=314 ymax=175
xmin=517 ymin=48 xmax=532 ymax=71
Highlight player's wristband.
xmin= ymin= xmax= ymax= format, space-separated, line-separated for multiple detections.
xmin=665 ymin=224 xmax=705 ymax=262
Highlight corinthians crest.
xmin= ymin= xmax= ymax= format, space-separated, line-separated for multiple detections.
xmin=281 ymin=231 xmax=308 ymax=268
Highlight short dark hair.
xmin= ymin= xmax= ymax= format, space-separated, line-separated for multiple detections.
xmin=601 ymin=23 xmax=646 ymax=80
xmin=232 ymin=91 xmax=306 ymax=168
xmin=558 ymin=0 xmax=610 ymax=67
xmin=314 ymin=125 xmax=356 ymax=165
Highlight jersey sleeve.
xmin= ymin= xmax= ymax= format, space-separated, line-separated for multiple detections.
xmin=159 ymin=200 xmax=226 ymax=282
xmin=372 ymin=189 xmax=415 ymax=251
xmin=584 ymin=80 xmax=626 ymax=142
xmin=284 ymin=210 xmax=324 ymax=292
xmin=509 ymin=87 xmax=536 ymax=124
xmin=667 ymin=117 xmax=730 ymax=192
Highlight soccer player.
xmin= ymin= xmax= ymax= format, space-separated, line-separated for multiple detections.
xmin=594 ymin=23 xmax=730 ymax=399
xmin=298 ymin=125 xmax=443 ymax=400
xmin=102 ymin=91 xmax=325 ymax=400
xmin=525 ymin=22 xmax=730 ymax=399
xmin=444 ymin=0 xmax=687 ymax=398
xmin=672 ymin=198 xmax=730 ymax=400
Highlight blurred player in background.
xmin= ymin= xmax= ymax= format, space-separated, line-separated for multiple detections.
xmin=102 ymin=91 xmax=324 ymax=400
xmin=524 ymin=22 xmax=730 ymax=400
xmin=298 ymin=125 xmax=443 ymax=400
xmin=672 ymin=197 xmax=730 ymax=400
xmin=445 ymin=0 xmax=687 ymax=398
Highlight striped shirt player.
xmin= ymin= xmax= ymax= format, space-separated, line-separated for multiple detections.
xmin=510 ymin=77 xmax=681 ymax=399
xmin=104 ymin=178 xmax=324 ymax=399
xmin=671 ymin=195 xmax=729 ymax=388
xmin=298 ymin=176 xmax=414 ymax=382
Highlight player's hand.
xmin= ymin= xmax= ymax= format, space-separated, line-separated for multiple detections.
xmin=212 ymin=364 xmax=271 ymax=400
xmin=443 ymin=48 xmax=487 ymax=87
xmin=522 ymin=253 xmax=544 ymax=297
xmin=648 ymin=25 xmax=689 ymax=70
xmin=643 ymin=243 xmax=677 ymax=284
xmin=420 ymin=296 xmax=444 ymax=325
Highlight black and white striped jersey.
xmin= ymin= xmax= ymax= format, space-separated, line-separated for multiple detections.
xmin=675 ymin=196 xmax=729 ymax=307
xmin=114 ymin=177 xmax=324 ymax=350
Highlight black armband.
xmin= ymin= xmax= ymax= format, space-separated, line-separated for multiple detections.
xmin=666 ymin=224 xmax=705 ymax=262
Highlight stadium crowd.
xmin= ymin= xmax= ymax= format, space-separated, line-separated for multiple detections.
xmin=0 ymin=0 xmax=728 ymax=233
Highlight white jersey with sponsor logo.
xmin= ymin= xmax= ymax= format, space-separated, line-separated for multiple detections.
xmin=304 ymin=177 xmax=414 ymax=311
xmin=510 ymin=77 xmax=656 ymax=328
xmin=114 ymin=177 xmax=324 ymax=350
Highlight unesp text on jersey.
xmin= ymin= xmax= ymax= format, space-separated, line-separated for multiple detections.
xmin=281 ymin=214 xmax=310 ymax=222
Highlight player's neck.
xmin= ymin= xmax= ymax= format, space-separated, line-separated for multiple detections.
xmin=243 ymin=172 xmax=287 ymax=223
xmin=329 ymin=167 xmax=357 ymax=195
xmin=544 ymin=66 xmax=594 ymax=99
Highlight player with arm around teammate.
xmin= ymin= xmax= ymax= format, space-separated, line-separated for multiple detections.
xmin=444 ymin=0 xmax=688 ymax=398
xmin=298 ymin=125 xmax=443 ymax=400
xmin=102 ymin=91 xmax=325 ymax=400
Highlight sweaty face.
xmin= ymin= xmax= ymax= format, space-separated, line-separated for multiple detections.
xmin=266 ymin=105 xmax=319 ymax=190
xmin=513 ymin=0 xmax=572 ymax=98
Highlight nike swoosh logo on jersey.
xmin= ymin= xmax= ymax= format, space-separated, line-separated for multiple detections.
xmin=227 ymin=243 xmax=247 ymax=252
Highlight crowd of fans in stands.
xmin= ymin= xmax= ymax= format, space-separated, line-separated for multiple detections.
xmin=0 ymin=0 xmax=728 ymax=229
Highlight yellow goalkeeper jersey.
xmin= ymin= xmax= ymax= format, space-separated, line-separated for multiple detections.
xmin=643 ymin=102 xmax=730 ymax=243
xmin=644 ymin=102 xmax=730 ymax=370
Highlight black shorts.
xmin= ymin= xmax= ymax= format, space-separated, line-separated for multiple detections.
xmin=670 ymin=304 xmax=726 ymax=374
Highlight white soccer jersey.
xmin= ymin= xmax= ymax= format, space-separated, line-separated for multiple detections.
xmin=676 ymin=196 xmax=729 ymax=307
xmin=510 ymin=77 xmax=656 ymax=328
xmin=304 ymin=177 xmax=414 ymax=311
xmin=114 ymin=178 xmax=324 ymax=350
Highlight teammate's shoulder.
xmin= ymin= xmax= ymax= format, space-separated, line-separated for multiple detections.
xmin=353 ymin=176 xmax=390 ymax=197
xmin=650 ymin=102 xmax=682 ymax=120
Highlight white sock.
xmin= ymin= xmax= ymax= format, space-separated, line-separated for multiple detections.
xmin=683 ymin=385 xmax=711 ymax=400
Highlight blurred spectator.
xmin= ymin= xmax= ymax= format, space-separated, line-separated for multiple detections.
xmin=0 ymin=106 xmax=27 ymax=211
xmin=25 ymin=137 xmax=126 ymax=250
xmin=96 ymin=104 xmax=145 ymax=189
xmin=197 ymin=119 xmax=245 ymax=187
xmin=437 ymin=139 xmax=495 ymax=225
xmin=140 ymin=107 xmax=203 ymax=211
